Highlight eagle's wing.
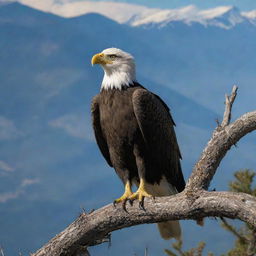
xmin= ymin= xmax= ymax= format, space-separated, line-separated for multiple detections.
xmin=91 ymin=96 xmax=113 ymax=167
xmin=132 ymin=89 xmax=185 ymax=192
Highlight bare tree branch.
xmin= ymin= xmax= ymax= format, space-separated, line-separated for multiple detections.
xmin=0 ymin=247 xmax=5 ymax=256
xmin=32 ymin=191 xmax=256 ymax=256
xmin=32 ymin=86 xmax=256 ymax=256
xmin=186 ymin=110 xmax=256 ymax=191
xmin=222 ymin=85 xmax=238 ymax=127
xmin=247 ymin=228 xmax=256 ymax=256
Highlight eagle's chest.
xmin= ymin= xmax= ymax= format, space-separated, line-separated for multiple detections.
xmin=99 ymin=89 xmax=139 ymax=145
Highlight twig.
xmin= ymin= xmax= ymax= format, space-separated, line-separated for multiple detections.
xmin=0 ymin=247 xmax=5 ymax=256
xmin=220 ymin=217 xmax=247 ymax=243
xmin=221 ymin=85 xmax=238 ymax=127
xmin=247 ymin=228 xmax=256 ymax=256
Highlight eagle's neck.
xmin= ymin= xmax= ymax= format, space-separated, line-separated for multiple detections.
xmin=101 ymin=63 xmax=136 ymax=90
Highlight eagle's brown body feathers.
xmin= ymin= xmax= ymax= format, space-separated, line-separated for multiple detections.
xmin=92 ymin=83 xmax=185 ymax=192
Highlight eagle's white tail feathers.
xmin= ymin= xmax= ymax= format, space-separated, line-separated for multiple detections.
xmin=141 ymin=177 xmax=182 ymax=240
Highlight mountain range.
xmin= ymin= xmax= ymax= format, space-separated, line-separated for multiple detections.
xmin=0 ymin=1 xmax=256 ymax=255
xmin=1 ymin=0 xmax=256 ymax=28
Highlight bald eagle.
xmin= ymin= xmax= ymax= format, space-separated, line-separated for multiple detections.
xmin=91 ymin=48 xmax=185 ymax=240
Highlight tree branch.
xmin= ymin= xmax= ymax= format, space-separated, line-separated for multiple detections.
xmin=32 ymin=191 xmax=256 ymax=256
xmin=186 ymin=111 xmax=256 ymax=191
xmin=32 ymin=86 xmax=256 ymax=256
xmin=0 ymin=247 xmax=5 ymax=256
xmin=247 ymin=228 xmax=256 ymax=256
xmin=222 ymin=85 xmax=238 ymax=127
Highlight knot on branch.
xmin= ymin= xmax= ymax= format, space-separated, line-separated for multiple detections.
xmin=184 ymin=189 xmax=202 ymax=204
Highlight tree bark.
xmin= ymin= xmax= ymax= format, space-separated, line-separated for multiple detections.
xmin=186 ymin=110 xmax=256 ymax=191
xmin=32 ymin=86 xmax=256 ymax=256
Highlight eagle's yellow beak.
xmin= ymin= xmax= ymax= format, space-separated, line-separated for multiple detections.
xmin=91 ymin=53 xmax=112 ymax=65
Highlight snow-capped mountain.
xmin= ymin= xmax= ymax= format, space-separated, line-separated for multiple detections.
xmin=242 ymin=9 xmax=256 ymax=19
xmin=0 ymin=0 xmax=155 ymax=22
xmin=242 ymin=10 xmax=256 ymax=25
xmin=130 ymin=5 xmax=245 ymax=29
xmin=1 ymin=0 xmax=256 ymax=29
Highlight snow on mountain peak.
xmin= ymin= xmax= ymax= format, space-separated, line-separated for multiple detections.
xmin=2 ymin=0 xmax=255 ymax=29
xmin=130 ymin=5 xmax=198 ymax=26
xmin=196 ymin=6 xmax=245 ymax=28
xmin=6 ymin=0 xmax=154 ymax=23
xmin=199 ymin=6 xmax=236 ymax=19
xmin=130 ymin=5 xmax=245 ymax=29
xmin=242 ymin=10 xmax=256 ymax=19
xmin=242 ymin=9 xmax=256 ymax=25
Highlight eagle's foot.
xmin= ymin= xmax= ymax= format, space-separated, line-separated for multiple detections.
xmin=129 ymin=183 xmax=153 ymax=210
xmin=113 ymin=191 xmax=132 ymax=205
xmin=113 ymin=181 xmax=132 ymax=210
xmin=129 ymin=189 xmax=152 ymax=201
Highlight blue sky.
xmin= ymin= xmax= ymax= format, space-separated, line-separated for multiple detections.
xmin=88 ymin=0 xmax=256 ymax=10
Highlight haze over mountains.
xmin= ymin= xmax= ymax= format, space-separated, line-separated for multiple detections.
xmin=0 ymin=1 xmax=256 ymax=255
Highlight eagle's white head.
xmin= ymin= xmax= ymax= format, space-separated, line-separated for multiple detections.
xmin=91 ymin=48 xmax=136 ymax=90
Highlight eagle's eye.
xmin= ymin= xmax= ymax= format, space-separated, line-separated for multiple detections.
xmin=108 ymin=54 xmax=118 ymax=60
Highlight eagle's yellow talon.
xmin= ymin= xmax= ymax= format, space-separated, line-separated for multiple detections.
xmin=129 ymin=189 xmax=152 ymax=201
xmin=113 ymin=181 xmax=132 ymax=204
xmin=114 ymin=191 xmax=132 ymax=204
xmin=129 ymin=178 xmax=153 ymax=202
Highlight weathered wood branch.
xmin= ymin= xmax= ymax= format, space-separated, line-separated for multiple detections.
xmin=222 ymin=85 xmax=238 ymax=127
xmin=186 ymin=110 xmax=256 ymax=191
xmin=247 ymin=228 xmax=256 ymax=256
xmin=32 ymin=86 xmax=256 ymax=256
xmin=33 ymin=191 xmax=256 ymax=256
xmin=186 ymin=85 xmax=255 ymax=191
